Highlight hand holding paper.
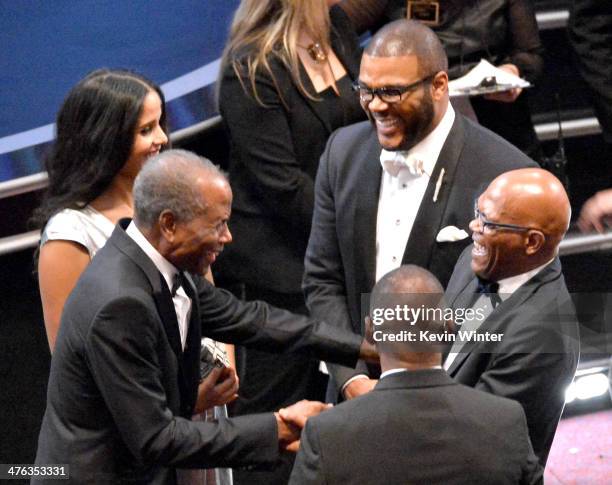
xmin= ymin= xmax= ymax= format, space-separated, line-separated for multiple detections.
xmin=448 ymin=59 xmax=531 ymax=98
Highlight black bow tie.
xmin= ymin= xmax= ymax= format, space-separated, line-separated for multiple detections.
xmin=476 ymin=277 xmax=499 ymax=294
xmin=476 ymin=277 xmax=501 ymax=308
xmin=171 ymin=272 xmax=186 ymax=297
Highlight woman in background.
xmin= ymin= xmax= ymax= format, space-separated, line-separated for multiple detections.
xmin=216 ymin=0 xmax=366 ymax=482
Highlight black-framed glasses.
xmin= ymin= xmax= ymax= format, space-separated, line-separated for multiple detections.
xmin=473 ymin=201 xmax=538 ymax=233
xmin=352 ymin=74 xmax=435 ymax=104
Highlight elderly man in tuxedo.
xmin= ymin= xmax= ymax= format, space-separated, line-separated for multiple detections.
xmin=34 ymin=149 xmax=376 ymax=484
xmin=303 ymin=18 xmax=537 ymax=401
xmin=291 ymin=265 xmax=543 ymax=485
xmin=444 ymin=168 xmax=580 ymax=465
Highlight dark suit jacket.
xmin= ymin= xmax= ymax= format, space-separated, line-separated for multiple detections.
xmin=303 ymin=113 xmax=537 ymax=392
xmin=445 ymin=246 xmax=580 ymax=465
xmin=34 ymin=220 xmax=362 ymax=484
xmin=216 ymin=5 xmax=366 ymax=294
xmin=289 ymin=370 xmax=543 ymax=485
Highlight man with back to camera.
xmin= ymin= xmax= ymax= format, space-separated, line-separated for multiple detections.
xmin=444 ymin=168 xmax=580 ymax=465
xmin=303 ymin=18 xmax=537 ymax=401
xmin=290 ymin=265 xmax=543 ymax=485
xmin=34 ymin=149 xmax=378 ymax=484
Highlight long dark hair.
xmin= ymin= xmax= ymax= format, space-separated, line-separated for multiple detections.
xmin=31 ymin=68 xmax=168 ymax=229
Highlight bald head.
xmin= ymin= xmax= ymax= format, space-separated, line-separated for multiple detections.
xmin=369 ymin=266 xmax=446 ymax=368
xmin=472 ymin=168 xmax=570 ymax=281
xmin=364 ymin=19 xmax=448 ymax=76
xmin=370 ymin=265 xmax=443 ymax=309
xmin=487 ymin=168 xmax=570 ymax=246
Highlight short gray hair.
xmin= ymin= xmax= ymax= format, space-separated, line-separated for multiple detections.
xmin=133 ymin=149 xmax=227 ymax=228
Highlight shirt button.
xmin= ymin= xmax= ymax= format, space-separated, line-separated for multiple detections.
xmin=395 ymin=219 xmax=401 ymax=226
xmin=392 ymin=256 xmax=397 ymax=262
xmin=402 ymin=183 xmax=407 ymax=188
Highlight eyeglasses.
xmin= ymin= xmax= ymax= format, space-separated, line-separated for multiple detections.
xmin=473 ymin=202 xmax=538 ymax=233
xmin=352 ymin=74 xmax=435 ymax=104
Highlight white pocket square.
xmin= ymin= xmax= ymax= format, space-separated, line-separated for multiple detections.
xmin=436 ymin=226 xmax=469 ymax=243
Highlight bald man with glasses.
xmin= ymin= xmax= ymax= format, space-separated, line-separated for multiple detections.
xmin=303 ymin=19 xmax=536 ymax=402
xmin=444 ymin=168 xmax=580 ymax=467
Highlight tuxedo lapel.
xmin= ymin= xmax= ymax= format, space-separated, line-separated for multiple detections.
xmin=403 ymin=115 xmax=466 ymax=268
xmin=111 ymin=220 xmax=194 ymax=411
xmin=450 ymin=276 xmax=480 ymax=311
xmin=154 ymin=276 xmax=184 ymax=359
xmin=474 ymin=259 xmax=564 ymax=336
xmin=446 ymin=259 xmax=564 ymax=376
xmin=181 ymin=274 xmax=203 ymax=409
xmin=442 ymin=274 xmax=479 ymax=363
xmin=111 ymin=220 xmax=183 ymax=358
xmin=353 ymin=133 xmax=383 ymax=294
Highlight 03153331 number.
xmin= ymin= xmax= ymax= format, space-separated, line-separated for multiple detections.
xmin=0 ymin=465 xmax=69 ymax=480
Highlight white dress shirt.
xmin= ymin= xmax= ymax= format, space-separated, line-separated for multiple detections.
xmin=126 ymin=222 xmax=191 ymax=350
xmin=375 ymin=104 xmax=455 ymax=282
xmin=341 ymin=105 xmax=456 ymax=395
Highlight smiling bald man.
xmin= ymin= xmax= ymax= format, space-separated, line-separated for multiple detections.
xmin=444 ymin=168 xmax=580 ymax=467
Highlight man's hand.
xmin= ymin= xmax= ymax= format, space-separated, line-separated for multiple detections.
xmin=358 ymin=339 xmax=379 ymax=364
xmin=275 ymin=400 xmax=332 ymax=452
xmin=194 ymin=366 xmax=239 ymax=414
xmin=578 ymin=188 xmax=612 ymax=233
xmin=484 ymin=64 xmax=522 ymax=103
xmin=342 ymin=377 xmax=377 ymax=400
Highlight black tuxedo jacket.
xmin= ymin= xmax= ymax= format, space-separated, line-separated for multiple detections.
xmin=216 ymin=5 xmax=366 ymax=294
xmin=445 ymin=247 xmax=580 ymax=465
xmin=34 ymin=220 xmax=362 ymax=484
xmin=289 ymin=370 xmax=543 ymax=485
xmin=303 ymin=114 xmax=537 ymax=392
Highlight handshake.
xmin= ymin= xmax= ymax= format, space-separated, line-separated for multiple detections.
xmin=275 ymin=400 xmax=332 ymax=452
xmin=274 ymin=338 xmax=379 ymax=451
xmin=194 ymin=338 xmax=378 ymax=451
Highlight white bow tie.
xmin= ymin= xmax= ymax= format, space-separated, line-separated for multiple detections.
xmin=380 ymin=149 xmax=427 ymax=177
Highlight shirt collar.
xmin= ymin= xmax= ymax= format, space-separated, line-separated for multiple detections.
xmin=126 ymin=221 xmax=178 ymax=294
xmin=497 ymin=257 xmax=555 ymax=297
xmin=380 ymin=366 xmax=442 ymax=379
xmin=379 ymin=103 xmax=455 ymax=177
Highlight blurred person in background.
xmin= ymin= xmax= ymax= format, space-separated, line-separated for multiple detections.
xmin=215 ymin=2 xmax=366 ymax=482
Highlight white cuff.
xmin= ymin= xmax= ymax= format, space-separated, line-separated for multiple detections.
xmin=340 ymin=374 xmax=369 ymax=397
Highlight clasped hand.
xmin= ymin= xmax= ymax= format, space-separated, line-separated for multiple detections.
xmin=194 ymin=366 xmax=239 ymax=414
xmin=275 ymin=400 xmax=332 ymax=452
